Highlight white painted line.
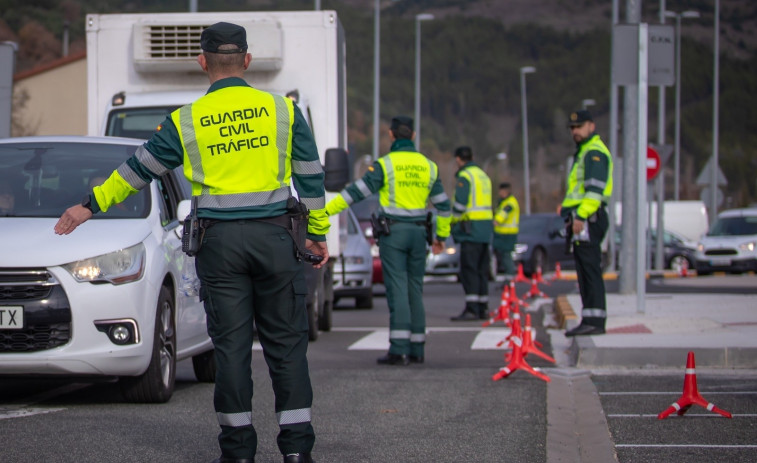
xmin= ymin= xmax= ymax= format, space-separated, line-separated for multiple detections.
xmin=471 ymin=329 xmax=511 ymax=350
xmin=600 ymin=391 xmax=757 ymax=396
xmin=616 ymin=444 xmax=757 ymax=449
xmin=608 ymin=414 xmax=757 ymax=418
xmin=347 ymin=329 xmax=390 ymax=351
xmin=0 ymin=407 xmax=65 ymax=420
xmin=331 ymin=326 xmax=488 ymax=333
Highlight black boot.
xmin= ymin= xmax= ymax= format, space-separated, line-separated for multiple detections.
xmin=450 ymin=308 xmax=479 ymax=321
xmin=210 ymin=458 xmax=254 ymax=463
xmin=376 ymin=352 xmax=410 ymax=365
xmin=284 ymin=453 xmax=314 ymax=463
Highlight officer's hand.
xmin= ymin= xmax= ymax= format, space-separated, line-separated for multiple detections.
xmin=54 ymin=204 xmax=93 ymax=235
xmin=572 ymin=218 xmax=585 ymax=235
xmin=431 ymin=239 xmax=445 ymax=255
xmin=305 ymin=239 xmax=329 ymax=269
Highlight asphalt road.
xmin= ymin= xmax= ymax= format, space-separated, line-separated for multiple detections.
xmin=1 ymin=275 xmax=755 ymax=463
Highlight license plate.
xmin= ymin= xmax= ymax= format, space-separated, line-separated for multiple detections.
xmin=0 ymin=306 xmax=24 ymax=329
xmin=710 ymin=258 xmax=731 ymax=267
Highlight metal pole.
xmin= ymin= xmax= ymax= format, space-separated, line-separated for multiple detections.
xmin=673 ymin=13 xmax=682 ymax=200
xmin=372 ymin=0 xmax=380 ymax=160
xmin=314 ymin=0 xmax=321 ymax=10
xmin=654 ymin=1 xmax=666 ymax=271
xmin=189 ymin=0 xmax=197 ymax=13
xmin=710 ymin=0 xmax=720 ymax=223
xmin=635 ymin=21 xmax=649 ymax=313
xmin=520 ymin=66 xmax=535 ymax=215
xmin=607 ymin=0 xmax=619 ymax=273
xmin=414 ymin=14 xmax=433 ymax=152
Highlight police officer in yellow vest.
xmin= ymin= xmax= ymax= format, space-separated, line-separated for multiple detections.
xmin=493 ymin=182 xmax=519 ymax=279
xmin=326 ymin=116 xmax=451 ymax=365
xmin=55 ymin=22 xmax=327 ymax=463
xmin=560 ymin=109 xmax=613 ymax=337
xmin=450 ymin=146 xmax=494 ymax=321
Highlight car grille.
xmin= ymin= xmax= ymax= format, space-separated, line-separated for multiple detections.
xmin=704 ymin=249 xmax=738 ymax=256
xmin=0 ymin=269 xmax=72 ymax=352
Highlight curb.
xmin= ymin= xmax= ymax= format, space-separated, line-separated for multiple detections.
xmin=553 ymin=295 xmax=578 ymax=329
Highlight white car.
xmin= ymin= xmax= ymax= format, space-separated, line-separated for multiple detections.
xmin=0 ymin=136 xmax=214 ymax=403
xmin=695 ymin=207 xmax=757 ymax=275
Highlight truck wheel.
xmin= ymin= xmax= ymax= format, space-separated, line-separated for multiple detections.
xmin=192 ymin=349 xmax=216 ymax=383
xmin=120 ymin=286 xmax=176 ymax=403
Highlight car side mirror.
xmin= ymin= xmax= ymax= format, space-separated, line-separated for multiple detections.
xmin=323 ymin=147 xmax=349 ymax=192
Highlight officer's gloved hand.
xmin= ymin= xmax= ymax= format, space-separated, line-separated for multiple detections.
xmin=305 ymin=239 xmax=329 ymax=268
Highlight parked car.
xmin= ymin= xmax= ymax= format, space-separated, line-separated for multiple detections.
xmin=348 ymin=194 xmax=383 ymax=284
xmin=613 ymin=228 xmax=697 ymax=272
xmin=333 ymin=207 xmax=374 ymax=308
xmin=695 ymin=207 xmax=757 ymax=275
xmin=425 ymin=237 xmax=497 ymax=281
xmin=513 ymin=213 xmax=576 ymax=276
xmin=0 ymin=136 xmax=214 ymax=403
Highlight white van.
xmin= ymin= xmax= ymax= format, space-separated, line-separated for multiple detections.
xmin=695 ymin=207 xmax=757 ymax=275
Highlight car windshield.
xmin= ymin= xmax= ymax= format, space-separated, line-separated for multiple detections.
xmin=106 ymin=107 xmax=177 ymax=139
xmin=519 ymin=216 xmax=550 ymax=234
xmin=708 ymin=216 xmax=757 ymax=236
xmin=350 ymin=194 xmax=380 ymax=221
xmin=0 ymin=141 xmax=149 ymax=218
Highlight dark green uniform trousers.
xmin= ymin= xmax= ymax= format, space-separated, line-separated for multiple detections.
xmin=573 ymin=207 xmax=609 ymax=329
xmin=493 ymin=233 xmax=517 ymax=276
xmin=379 ymin=221 xmax=428 ymax=358
xmin=196 ymin=219 xmax=314 ymax=460
xmin=459 ymin=241 xmax=490 ymax=317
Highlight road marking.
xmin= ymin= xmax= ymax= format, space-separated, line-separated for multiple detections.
xmin=0 ymin=383 xmax=87 ymax=421
xmin=348 ymin=329 xmax=389 ymax=350
xmin=616 ymin=444 xmax=757 ymax=448
xmin=0 ymin=407 xmax=66 ymax=420
xmin=471 ymin=329 xmax=510 ymax=350
xmin=345 ymin=328 xmax=514 ymax=351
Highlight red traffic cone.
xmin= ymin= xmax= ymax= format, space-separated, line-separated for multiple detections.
xmin=483 ymin=286 xmax=511 ymax=328
xmin=679 ymin=259 xmax=689 ymax=278
xmin=513 ymin=263 xmax=530 ymax=283
xmin=492 ymin=333 xmax=551 ymax=383
xmin=549 ymin=262 xmax=563 ymax=282
xmin=534 ymin=266 xmax=549 ymax=285
xmin=496 ymin=306 xmax=521 ymax=348
xmin=657 ymin=351 xmax=732 ymax=419
xmin=522 ymin=278 xmax=547 ymax=300
xmin=521 ymin=314 xmax=555 ymax=363
xmin=506 ymin=280 xmax=529 ymax=309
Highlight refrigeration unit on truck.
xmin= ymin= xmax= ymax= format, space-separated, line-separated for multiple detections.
xmin=86 ymin=10 xmax=350 ymax=340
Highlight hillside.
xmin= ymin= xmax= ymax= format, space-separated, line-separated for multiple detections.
xmin=2 ymin=0 xmax=756 ymax=209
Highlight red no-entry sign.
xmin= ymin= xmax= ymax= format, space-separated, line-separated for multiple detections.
xmin=647 ymin=146 xmax=661 ymax=181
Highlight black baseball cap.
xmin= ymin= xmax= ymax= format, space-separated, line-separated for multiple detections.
xmin=200 ymin=22 xmax=248 ymax=54
xmin=390 ymin=116 xmax=414 ymax=132
xmin=568 ymin=109 xmax=593 ymax=127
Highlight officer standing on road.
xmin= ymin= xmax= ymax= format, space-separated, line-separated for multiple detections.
xmin=492 ymin=182 xmax=519 ymax=280
xmin=450 ymin=146 xmax=494 ymax=321
xmin=54 ymin=22 xmax=327 ymax=463
xmin=560 ymin=109 xmax=613 ymax=337
xmin=326 ymin=116 xmax=451 ymax=365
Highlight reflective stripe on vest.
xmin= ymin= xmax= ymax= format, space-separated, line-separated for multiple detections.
xmin=494 ymin=195 xmax=519 ymax=234
xmin=458 ymin=165 xmax=493 ymax=220
xmin=172 ymin=87 xmax=295 ymax=209
xmin=377 ymin=151 xmax=438 ymax=218
xmin=563 ymin=135 xmax=613 ymax=207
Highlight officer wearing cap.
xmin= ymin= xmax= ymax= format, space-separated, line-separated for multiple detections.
xmin=55 ymin=22 xmax=327 ymax=463
xmin=493 ymin=182 xmax=519 ymax=279
xmin=450 ymin=146 xmax=494 ymax=321
xmin=559 ymin=109 xmax=613 ymax=336
xmin=326 ymin=116 xmax=451 ymax=365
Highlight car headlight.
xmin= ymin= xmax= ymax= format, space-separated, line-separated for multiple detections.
xmin=514 ymin=243 xmax=528 ymax=255
xmin=445 ymin=246 xmax=457 ymax=255
xmin=63 ymin=243 xmax=146 ymax=285
xmin=342 ymin=256 xmax=365 ymax=265
xmin=370 ymin=243 xmax=380 ymax=258
xmin=697 ymin=243 xmax=704 ymax=252
xmin=739 ymin=241 xmax=756 ymax=252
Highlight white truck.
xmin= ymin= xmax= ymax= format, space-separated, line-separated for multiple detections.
xmin=86 ymin=10 xmax=350 ymax=340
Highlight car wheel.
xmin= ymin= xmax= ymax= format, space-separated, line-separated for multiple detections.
xmin=668 ymin=255 xmax=692 ymax=273
xmin=530 ymin=248 xmax=546 ymax=276
xmin=307 ymin=283 xmax=320 ymax=342
xmin=120 ymin=285 xmax=176 ymax=403
xmin=192 ymin=349 xmax=216 ymax=383
xmin=355 ymin=291 xmax=373 ymax=309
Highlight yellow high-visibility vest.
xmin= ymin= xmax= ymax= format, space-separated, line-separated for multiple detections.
xmin=458 ymin=165 xmax=492 ymax=221
xmin=494 ymin=195 xmax=519 ymax=234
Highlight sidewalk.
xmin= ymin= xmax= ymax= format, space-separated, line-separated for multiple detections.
xmin=547 ymin=275 xmax=757 ymax=369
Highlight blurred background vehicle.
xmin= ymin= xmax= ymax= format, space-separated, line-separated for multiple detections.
xmin=424 ymin=236 xmax=497 ymax=282
xmin=333 ymin=208 xmax=374 ymax=308
xmin=513 ymin=213 xmax=575 ymax=276
xmin=613 ymin=228 xmax=697 ymax=272
xmin=695 ymin=207 xmax=757 ymax=275
xmin=348 ymin=194 xmax=383 ymax=285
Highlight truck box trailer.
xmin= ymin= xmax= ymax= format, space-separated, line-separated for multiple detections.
xmin=86 ymin=10 xmax=350 ymax=340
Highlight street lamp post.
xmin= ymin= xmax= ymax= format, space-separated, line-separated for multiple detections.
xmin=665 ymin=9 xmax=700 ymax=201
xmin=520 ymin=66 xmax=536 ymax=215
xmin=372 ymin=0 xmax=380 ymax=160
xmin=414 ymin=13 xmax=434 ymax=152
